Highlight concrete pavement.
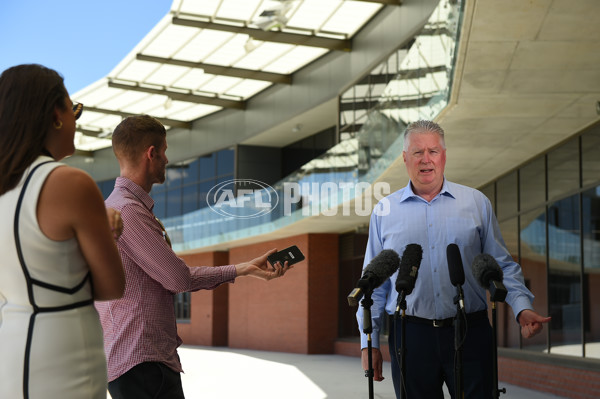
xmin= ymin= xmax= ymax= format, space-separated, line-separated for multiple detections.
xmin=170 ymin=345 xmax=569 ymax=399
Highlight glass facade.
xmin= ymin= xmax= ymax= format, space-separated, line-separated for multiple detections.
xmin=174 ymin=292 xmax=191 ymax=322
xmin=157 ymin=0 xmax=466 ymax=251
xmin=548 ymin=195 xmax=582 ymax=355
xmin=98 ymin=148 xmax=235 ymax=218
xmin=152 ymin=149 xmax=234 ymax=219
xmin=481 ymin=120 xmax=600 ymax=359
xmin=340 ymin=0 xmax=464 ymax=180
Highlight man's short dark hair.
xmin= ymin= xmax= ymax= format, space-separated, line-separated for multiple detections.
xmin=112 ymin=115 xmax=166 ymax=163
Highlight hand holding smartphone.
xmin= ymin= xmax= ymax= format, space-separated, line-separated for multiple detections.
xmin=267 ymin=245 xmax=305 ymax=268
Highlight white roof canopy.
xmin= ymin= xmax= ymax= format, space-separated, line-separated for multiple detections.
xmin=72 ymin=0 xmax=391 ymax=151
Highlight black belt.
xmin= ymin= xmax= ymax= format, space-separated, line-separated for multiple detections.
xmin=404 ymin=310 xmax=488 ymax=328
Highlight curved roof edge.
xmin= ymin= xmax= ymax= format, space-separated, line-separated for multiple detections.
xmin=65 ymin=0 xmax=441 ymax=182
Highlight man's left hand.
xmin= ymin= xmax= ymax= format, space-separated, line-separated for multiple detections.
xmin=518 ymin=309 xmax=551 ymax=338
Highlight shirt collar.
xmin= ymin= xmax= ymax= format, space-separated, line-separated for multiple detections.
xmin=115 ymin=176 xmax=155 ymax=211
xmin=399 ymin=178 xmax=455 ymax=203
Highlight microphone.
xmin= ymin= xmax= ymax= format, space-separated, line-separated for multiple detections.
xmin=446 ymin=243 xmax=465 ymax=311
xmin=347 ymin=249 xmax=400 ymax=306
xmin=472 ymin=254 xmax=507 ymax=303
xmin=395 ymin=244 xmax=423 ymax=296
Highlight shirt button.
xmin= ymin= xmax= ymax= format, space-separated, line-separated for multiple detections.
xmin=434 ymin=268 xmax=437 ymax=272
xmin=436 ymin=293 xmax=440 ymax=297
xmin=429 ymin=224 xmax=432 ymax=227
xmin=431 ymin=246 xmax=435 ymax=249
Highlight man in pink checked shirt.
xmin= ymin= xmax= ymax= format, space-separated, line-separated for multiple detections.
xmin=95 ymin=115 xmax=292 ymax=399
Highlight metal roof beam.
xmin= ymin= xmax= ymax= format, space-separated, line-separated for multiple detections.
xmin=83 ymin=105 xmax=193 ymax=129
xmin=357 ymin=0 xmax=402 ymax=4
xmin=76 ymin=127 xmax=108 ymax=138
xmin=107 ymin=81 xmax=246 ymax=110
xmin=172 ymin=17 xmax=352 ymax=52
xmin=136 ymin=54 xmax=292 ymax=85
xmin=357 ymin=65 xmax=447 ymax=85
xmin=420 ymin=26 xmax=451 ymax=37
xmin=339 ymin=96 xmax=434 ymax=112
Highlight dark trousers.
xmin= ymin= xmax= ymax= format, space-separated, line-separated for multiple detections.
xmin=108 ymin=362 xmax=185 ymax=399
xmin=387 ymin=313 xmax=493 ymax=399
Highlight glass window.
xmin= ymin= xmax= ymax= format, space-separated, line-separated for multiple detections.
xmin=216 ymin=175 xmax=231 ymax=187
xmin=166 ymin=166 xmax=185 ymax=189
xmin=582 ymin=186 xmax=600 ymax=359
xmin=183 ymin=159 xmax=199 ymax=185
xmin=548 ymin=139 xmax=579 ymax=202
xmin=520 ymin=157 xmax=546 ymax=213
xmin=98 ymin=179 xmax=115 ymax=200
xmin=496 ymin=172 xmax=518 ymax=221
xmin=152 ymin=190 xmax=166 ymax=219
xmin=182 ymin=184 xmax=199 ymax=214
xmin=582 ymin=123 xmax=600 ymax=188
xmin=166 ymin=187 xmax=182 ymax=218
xmin=199 ymin=154 xmax=215 ymax=180
xmin=174 ymin=292 xmax=191 ymax=321
xmin=483 ymin=118 xmax=600 ymax=359
xmin=547 ymin=195 xmax=582 ymax=357
xmin=199 ymin=180 xmax=214 ymax=210
xmin=217 ymin=148 xmax=234 ymax=176
xmin=520 ymin=207 xmax=548 ymax=352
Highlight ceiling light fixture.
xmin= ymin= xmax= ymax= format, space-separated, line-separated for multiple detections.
xmin=253 ymin=0 xmax=294 ymax=31
xmin=244 ymin=37 xmax=258 ymax=53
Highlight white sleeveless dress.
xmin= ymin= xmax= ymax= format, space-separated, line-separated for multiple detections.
xmin=0 ymin=156 xmax=107 ymax=399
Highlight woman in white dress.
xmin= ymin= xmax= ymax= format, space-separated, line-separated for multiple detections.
xmin=0 ymin=64 xmax=125 ymax=399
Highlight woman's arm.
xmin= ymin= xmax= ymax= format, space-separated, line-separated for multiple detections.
xmin=37 ymin=166 xmax=125 ymax=300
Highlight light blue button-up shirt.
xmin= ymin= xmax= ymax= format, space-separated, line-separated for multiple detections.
xmin=357 ymin=179 xmax=534 ymax=349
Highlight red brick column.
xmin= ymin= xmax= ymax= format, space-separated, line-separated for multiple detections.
xmin=228 ymin=234 xmax=339 ymax=354
xmin=177 ymin=251 xmax=230 ymax=346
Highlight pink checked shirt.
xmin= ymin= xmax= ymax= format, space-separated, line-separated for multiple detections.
xmin=95 ymin=177 xmax=236 ymax=381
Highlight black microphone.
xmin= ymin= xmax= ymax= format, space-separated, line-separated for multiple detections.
xmin=472 ymin=254 xmax=507 ymax=303
xmin=446 ymin=243 xmax=465 ymax=311
xmin=347 ymin=249 xmax=400 ymax=306
xmin=395 ymin=244 xmax=423 ymax=296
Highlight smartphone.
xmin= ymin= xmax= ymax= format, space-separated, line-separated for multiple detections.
xmin=267 ymin=245 xmax=305 ymax=268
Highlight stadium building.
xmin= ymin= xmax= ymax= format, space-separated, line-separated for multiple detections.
xmin=66 ymin=0 xmax=600 ymax=397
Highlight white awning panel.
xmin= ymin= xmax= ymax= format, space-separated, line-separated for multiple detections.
xmin=72 ymin=0 xmax=385 ymax=151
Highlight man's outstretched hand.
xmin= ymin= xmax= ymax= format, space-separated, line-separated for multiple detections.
xmin=235 ymin=249 xmax=294 ymax=281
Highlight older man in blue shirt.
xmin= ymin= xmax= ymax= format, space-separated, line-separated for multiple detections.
xmin=357 ymin=120 xmax=550 ymax=398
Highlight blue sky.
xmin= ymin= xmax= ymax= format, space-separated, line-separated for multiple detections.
xmin=0 ymin=1 xmax=172 ymax=94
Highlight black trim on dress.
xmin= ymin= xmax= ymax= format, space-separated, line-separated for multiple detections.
xmin=13 ymin=161 xmax=94 ymax=399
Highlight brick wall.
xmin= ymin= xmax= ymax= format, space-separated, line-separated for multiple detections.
xmin=498 ymin=355 xmax=600 ymax=399
xmin=334 ymin=341 xmax=600 ymax=398
xmin=227 ymin=234 xmax=339 ymax=354
xmin=177 ymin=251 xmax=229 ymax=346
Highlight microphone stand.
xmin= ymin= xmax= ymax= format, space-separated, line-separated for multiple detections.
xmin=361 ymin=292 xmax=375 ymax=399
xmin=453 ymin=285 xmax=466 ymax=399
xmin=491 ymin=302 xmax=506 ymax=398
xmin=395 ymin=292 xmax=408 ymax=399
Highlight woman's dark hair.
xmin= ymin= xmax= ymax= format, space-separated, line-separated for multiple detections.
xmin=0 ymin=64 xmax=69 ymax=195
